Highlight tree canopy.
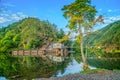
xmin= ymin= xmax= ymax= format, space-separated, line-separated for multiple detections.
xmin=62 ymin=0 xmax=97 ymax=70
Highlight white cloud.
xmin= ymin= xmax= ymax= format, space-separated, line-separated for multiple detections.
xmin=112 ymin=9 xmax=120 ymax=12
xmin=0 ymin=14 xmax=9 ymax=17
xmin=0 ymin=17 xmax=10 ymax=23
xmin=98 ymin=9 xmax=102 ymax=11
xmin=108 ymin=9 xmax=112 ymax=12
xmin=104 ymin=15 xmax=120 ymax=24
xmin=94 ymin=15 xmax=120 ymax=30
xmin=3 ymin=3 xmax=15 ymax=7
xmin=0 ymin=17 xmax=6 ymax=23
xmin=107 ymin=9 xmax=120 ymax=13
xmin=17 ymin=12 xmax=28 ymax=18
xmin=11 ymin=14 xmax=21 ymax=21
xmin=0 ymin=12 xmax=28 ymax=24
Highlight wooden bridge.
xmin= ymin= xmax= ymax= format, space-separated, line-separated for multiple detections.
xmin=12 ymin=49 xmax=68 ymax=57
xmin=12 ymin=43 xmax=70 ymax=62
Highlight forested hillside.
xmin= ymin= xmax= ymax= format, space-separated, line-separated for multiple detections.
xmin=88 ymin=20 xmax=120 ymax=46
xmin=0 ymin=18 xmax=68 ymax=52
xmin=87 ymin=20 xmax=120 ymax=54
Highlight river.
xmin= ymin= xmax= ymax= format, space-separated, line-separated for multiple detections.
xmin=0 ymin=77 xmax=7 ymax=80
xmin=56 ymin=59 xmax=96 ymax=77
xmin=1 ymin=59 xmax=96 ymax=80
xmin=2 ymin=57 xmax=120 ymax=79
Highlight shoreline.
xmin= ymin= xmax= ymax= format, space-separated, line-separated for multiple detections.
xmin=36 ymin=69 xmax=120 ymax=80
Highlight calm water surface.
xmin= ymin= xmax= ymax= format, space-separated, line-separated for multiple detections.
xmin=3 ymin=58 xmax=120 ymax=79
xmin=57 ymin=59 xmax=96 ymax=77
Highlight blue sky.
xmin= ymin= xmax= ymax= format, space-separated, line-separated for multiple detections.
xmin=0 ymin=0 xmax=120 ymax=30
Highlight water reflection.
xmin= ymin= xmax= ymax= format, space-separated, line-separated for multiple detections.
xmin=87 ymin=58 xmax=120 ymax=70
xmin=0 ymin=77 xmax=7 ymax=80
xmin=3 ymin=58 xmax=96 ymax=79
xmin=57 ymin=59 xmax=96 ymax=77
xmin=5 ymin=57 xmax=118 ymax=79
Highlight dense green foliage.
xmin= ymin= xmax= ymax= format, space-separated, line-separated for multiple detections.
xmin=85 ymin=20 xmax=120 ymax=57
xmin=0 ymin=17 xmax=70 ymax=78
xmin=0 ymin=18 xmax=58 ymax=50
xmin=88 ymin=20 xmax=120 ymax=47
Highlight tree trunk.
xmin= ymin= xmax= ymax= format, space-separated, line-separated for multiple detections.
xmin=80 ymin=37 xmax=89 ymax=70
xmin=85 ymin=32 xmax=88 ymax=57
xmin=78 ymin=22 xmax=89 ymax=70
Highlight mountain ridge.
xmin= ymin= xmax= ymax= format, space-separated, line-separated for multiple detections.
xmin=87 ymin=20 xmax=120 ymax=52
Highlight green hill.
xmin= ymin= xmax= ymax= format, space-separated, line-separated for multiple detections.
xmin=0 ymin=17 xmax=62 ymax=52
xmin=87 ymin=20 xmax=120 ymax=53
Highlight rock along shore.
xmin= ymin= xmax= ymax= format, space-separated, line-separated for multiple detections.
xmin=37 ymin=70 xmax=120 ymax=80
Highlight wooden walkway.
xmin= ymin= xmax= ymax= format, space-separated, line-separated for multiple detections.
xmin=12 ymin=49 xmax=68 ymax=56
xmin=12 ymin=50 xmax=68 ymax=62
xmin=12 ymin=43 xmax=72 ymax=62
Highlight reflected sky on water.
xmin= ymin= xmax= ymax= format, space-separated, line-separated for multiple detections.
xmin=57 ymin=59 xmax=96 ymax=77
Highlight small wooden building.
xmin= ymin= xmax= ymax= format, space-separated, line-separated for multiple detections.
xmin=52 ymin=43 xmax=68 ymax=57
